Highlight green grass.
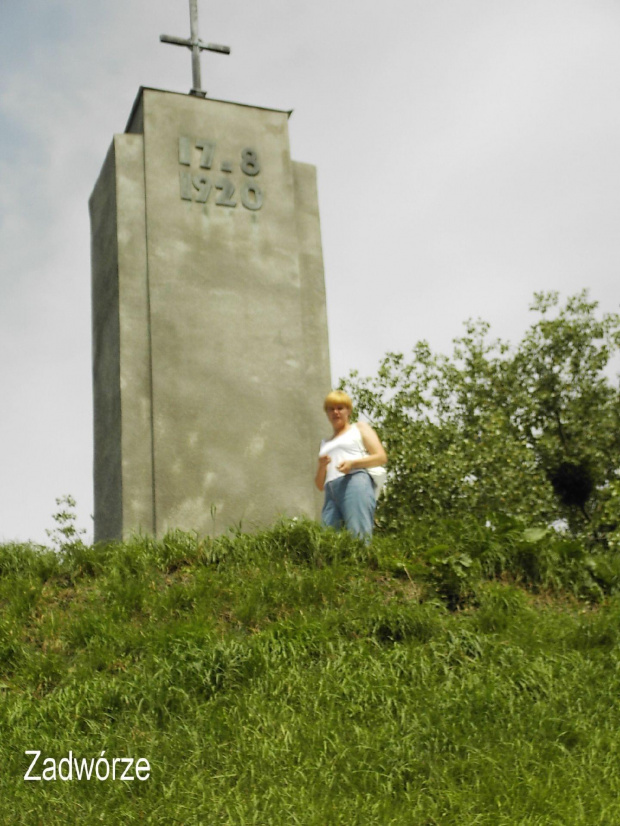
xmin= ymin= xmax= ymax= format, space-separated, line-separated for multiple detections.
xmin=1 ymin=518 xmax=620 ymax=824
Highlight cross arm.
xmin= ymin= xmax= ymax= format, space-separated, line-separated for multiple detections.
xmin=160 ymin=34 xmax=231 ymax=54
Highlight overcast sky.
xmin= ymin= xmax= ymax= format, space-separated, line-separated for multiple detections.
xmin=1 ymin=0 xmax=619 ymax=543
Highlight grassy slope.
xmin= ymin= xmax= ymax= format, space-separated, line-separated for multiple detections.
xmin=1 ymin=519 xmax=620 ymax=825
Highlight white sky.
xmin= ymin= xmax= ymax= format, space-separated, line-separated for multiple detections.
xmin=1 ymin=0 xmax=619 ymax=543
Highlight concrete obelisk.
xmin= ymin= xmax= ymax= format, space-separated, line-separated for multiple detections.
xmin=89 ymin=3 xmax=331 ymax=541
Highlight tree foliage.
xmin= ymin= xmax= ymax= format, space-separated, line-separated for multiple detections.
xmin=343 ymin=291 xmax=620 ymax=543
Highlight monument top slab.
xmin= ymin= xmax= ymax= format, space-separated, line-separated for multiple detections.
xmin=160 ymin=0 xmax=230 ymax=98
xmin=123 ymin=87 xmax=293 ymax=135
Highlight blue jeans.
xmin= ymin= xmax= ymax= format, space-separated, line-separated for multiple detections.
xmin=321 ymin=471 xmax=376 ymax=540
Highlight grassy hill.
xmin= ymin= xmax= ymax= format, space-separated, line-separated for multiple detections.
xmin=1 ymin=517 xmax=620 ymax=824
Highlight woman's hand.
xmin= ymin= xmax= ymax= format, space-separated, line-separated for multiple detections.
xmin=337 ymin=459 xmax=355 ymax=474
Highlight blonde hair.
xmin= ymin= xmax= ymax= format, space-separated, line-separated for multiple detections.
xmin=323 ymin=390 xmax=353 ymax=412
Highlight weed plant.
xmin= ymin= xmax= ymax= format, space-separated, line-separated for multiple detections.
xmin=1 ymin=518 xmax=620 ymax=824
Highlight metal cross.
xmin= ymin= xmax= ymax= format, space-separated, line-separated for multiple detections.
xmin=160 ymin=0 xmax=230 ymax=98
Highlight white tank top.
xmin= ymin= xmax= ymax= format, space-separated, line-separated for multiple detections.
xmin=319 ymin=424 xmax=367 ymax=485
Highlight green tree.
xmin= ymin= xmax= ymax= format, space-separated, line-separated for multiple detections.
xmin=344 ymin=291 xmax=620 ymax=540
xmin=508 ymin=291 xmax=620 ymax=531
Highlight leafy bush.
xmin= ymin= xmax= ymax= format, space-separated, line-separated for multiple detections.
xmin=343 ymin=291 xmax=620 ymax=543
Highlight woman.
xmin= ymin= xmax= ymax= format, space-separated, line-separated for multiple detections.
xmin=315 ymin=390 xmax=387 ymax=540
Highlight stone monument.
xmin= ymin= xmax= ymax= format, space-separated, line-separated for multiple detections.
xmin=89 ymin=1 xmax=331 ymax=542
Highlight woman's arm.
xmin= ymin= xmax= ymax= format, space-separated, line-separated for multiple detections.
xmin=315 ymin=455 xmax=331 ymax=491
xmin=337 ymin=422 xmax=387 ymax=473
xmin=337 ymin=422 xmax=387 ymax=474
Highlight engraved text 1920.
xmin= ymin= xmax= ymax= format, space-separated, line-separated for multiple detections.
xmin=178 ymin=136 xmax=263 ymax=211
